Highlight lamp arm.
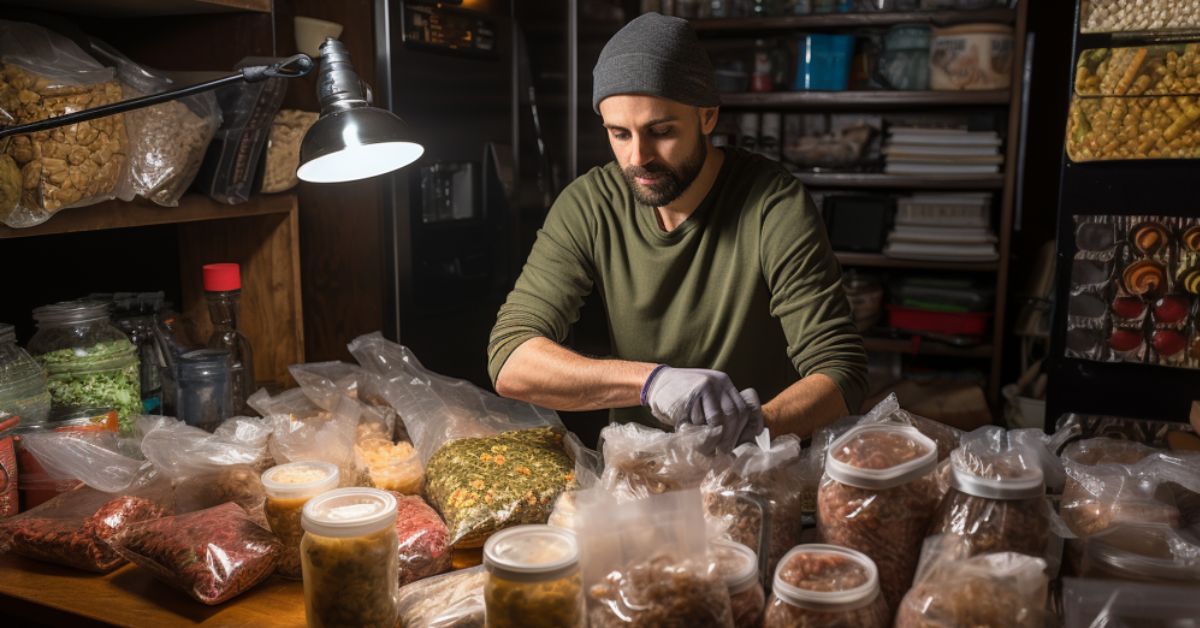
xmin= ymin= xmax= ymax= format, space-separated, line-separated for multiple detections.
xmin=0 ymin=54 xmax=313 ymax=141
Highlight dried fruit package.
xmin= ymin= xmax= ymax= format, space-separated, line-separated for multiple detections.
xmin=392 ymin=492 xmax=452 ymax=585
xmin=0 ymin=485 xmax=166 ymax=572
xmin=599 ymin=422 xmax=731 ymax=502
xmin=894 ymin=547 xmax=1048 ymax=628
xmin=396 ymin=565 xmax=488 ymax=628
xmin=817 ymin=423 xmax=939 ymax=612
xmin=109 ymin=502 xmax=281 ymax=605
xmin=577 ymin=488 xmax=734 ymax=628
xmin=139 ymin=416 xmax=271 ymax=515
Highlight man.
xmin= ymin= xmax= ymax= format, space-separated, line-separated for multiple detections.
xmin=487 ymin=13 xmax=866 ymax=449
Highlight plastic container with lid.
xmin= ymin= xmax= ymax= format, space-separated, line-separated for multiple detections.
xmin=301 ymin=487 xmax=398 ymax=628
xmin=930 ymin=23 xmax=1014 ymax=90
xmin=484 ymin=524 xmax=583 ymax=628
xmin=930 ymin=450 xmax=1050 ymax=560
xmin=763 ymin=544 xmax=889 ymax=628
xmin=175 ymin=348 xmax=233 ymax=432
xmin=28 ymin=301 xmax=141 ymax=434
xmin=878 ymin=24 xmax=930 ymax=90
xmin=712 ymin=539 xmax=766 ymax=627
xmin=0 ymin=323 xmax=51 ymax=426
xmin=262 ymin=461 xmax=341 ymax=579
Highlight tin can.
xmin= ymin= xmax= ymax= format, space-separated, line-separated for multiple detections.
xmin=0 ymin=413 xmax=19 ymax=517
xmin=13 ymin=407 xmax=117 ymax=512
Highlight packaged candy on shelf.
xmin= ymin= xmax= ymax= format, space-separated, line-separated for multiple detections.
xmin=1081 ymin=1 xmax=1200 ymax=35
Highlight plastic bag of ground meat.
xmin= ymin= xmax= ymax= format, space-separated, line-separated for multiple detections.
xmin=703 ymin=429 xmax=806 ymax=578
xmin=817 ymin=423 xmax=939 ymax=612
xmin=396 ymin=565 xmax=488 ymax=628
xmin=109 ymin=502 xmax=281 ymax=605
xmin=391 ymin=492 xmax=451 ymax=585
xmin=0 ymin=485 xmax=166 ymax=572
xmin=894 ymin=549 xmax=1048 ymax=628
xmin=762 ymin=544 xmax=889 ymax=628
xmin=578 ymin=488 xmax=734 ymax=628
xmin=598 ymin=422 xmax=731 ymax=503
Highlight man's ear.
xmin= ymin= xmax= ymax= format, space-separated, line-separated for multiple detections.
xmin=700 ymin=106 xmax=720 ymax=134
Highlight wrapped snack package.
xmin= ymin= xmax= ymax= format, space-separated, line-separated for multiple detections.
xmin=139 ymin=416 xmax=271 ymax=515
xmin=762 ymin=544 xmax=889 ymax=628
xmin=711 ymin=539 xmax=765 ymax=628
xmin=894 ymin=549 xmax=1048 ymax=628
xmin=396 ymin=565 xmax=487 ymax=628
xmin=1074 ymin=521 xmax=1200 ymax=583
xmin=0 ymin=21 xmax=127 ymax=228
xmin=817 ymin=423 xmax=940 ymax=611
xmin=260 ymin=460 xmax=340 ymax=579
xmin=0 ymin=485 xmax=166 ymax=572
xmin=349 ymin=333 xmax=578 ymax=548
xmin=578 ymin=488 xmax=734 ymax=628
xmin=392 ymin=492 xmax=452 ymax=586
xmin=110 ymin=502 xmax=280 ymax=605
xmin=598 ymin=422 xmax=730 ymax=502
xmin=703 ymin=429 xmax=806 ymax=576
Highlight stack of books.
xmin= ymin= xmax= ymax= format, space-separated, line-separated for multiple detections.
xmin=884 ymin=193 xmax=999 ymax=262
xmin=882 ymin=127 xmax=1003 ymax=175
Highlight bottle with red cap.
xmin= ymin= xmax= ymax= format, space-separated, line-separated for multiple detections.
xmin=203 ymin=263 xmax=255 ymax=413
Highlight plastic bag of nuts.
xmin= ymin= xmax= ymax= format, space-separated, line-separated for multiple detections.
xmin=0 ymin=21 xmax=128 ymax=228
xmin=817 ymin=423 xmax=940 ymax=611
xmin=762 ymin=544 xmax=889 ymax=628
xmin=894 ymin=549 xmax=1048 ymax=628
xmin=262 ymin=109 xmax=317 ymax=194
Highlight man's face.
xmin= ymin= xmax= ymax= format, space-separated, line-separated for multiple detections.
xmin=599 ymin=95 xmax=719 ymax=207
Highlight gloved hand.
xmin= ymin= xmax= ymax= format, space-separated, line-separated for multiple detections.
xmin=735 ymin=388 xmax=764 ymax=447
xmin=642 ymin=366 xmax=757 ymax=451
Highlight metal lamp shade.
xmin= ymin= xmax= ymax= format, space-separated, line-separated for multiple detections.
xmin=297 ymin=106 xmax=424 ymax=183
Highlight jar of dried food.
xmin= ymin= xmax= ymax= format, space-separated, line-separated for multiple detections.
xmin=28 ymin=301 xmax=141 ymax=435
xmin=0 ymin=323 xmax=51 ymax=425
xmin=301 ymin=488 xmax=398 ymax=628
xmin=929 ymin=451 xmax=1049 ymax=559
xmin=262 ymin=461 xmax=340 ymax=579
xmin=484 ymin=524 xmax=584 ymax=628
xmin=817 ymin=424 xmax=939 ymax=611
xmin=355 ymin=437 xmax=423 ymax=494
xmin=712 ymin=539 xmax=765 ymax=627
xmin=763 ymin=544 xmax=889 ymax=628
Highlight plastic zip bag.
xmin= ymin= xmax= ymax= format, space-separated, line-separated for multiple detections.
xmin=139 ymin=416 xmax=270 ymax=515
xmin=597 ymin=422 xmax=731 ymax=502
xmin=19 ymin=428 xmax=155 ymax=494
xmin=392 ymin=492 xmax=452 ymax=586
xmin=288 ymin=361 xmax=399 ymax=441
xmin=396 ymin=564 xmax=488 ymax=628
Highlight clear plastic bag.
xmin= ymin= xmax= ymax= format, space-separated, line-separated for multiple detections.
xmin=894 ymin=545 xmax=1048 ymax=628
xmin=288 ymin=360 xmax=399 ymax=441
xmin=392 ymin=492 xmax=452 ymax=586
xmin=110 ymin=501 xmax=280 ymax=604
xmin=0 ymin=484 xmax=167 ymax=572
xmin=139 ymin=416 xmax=270 ymax=514
xmin=396 ymin=565 xmax=488 ymax=628
xmin=266 ymin=411 xmax=359 ymax=487
xmin=578 ymin=488 xmax=734 ymax=628
xmin=0 ymin=20 xmax=127 ymax=227
xmin=598 ymin=422 xmax=731 ymax=502
xmin=262 ymin=109 xmax=317 ymax=194
xmin=702 ymin=429 xmax=807 ymax=577
xmin=1073 ymin=521 xmax=1200 ymax=583
xmin=19 ymin=428 xmax=156 ymax=494
xmin=87 ymin=39 xmax=219 ymax=207
xmin=547 ymin=442 xmax=601 ymax=531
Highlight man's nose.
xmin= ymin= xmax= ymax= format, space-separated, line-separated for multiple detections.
xmin=628 ymin=134 xmax=653 ymax=167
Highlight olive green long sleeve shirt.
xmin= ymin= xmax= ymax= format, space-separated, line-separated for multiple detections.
xmin=488 ymin=147 xmax=867 ymax=426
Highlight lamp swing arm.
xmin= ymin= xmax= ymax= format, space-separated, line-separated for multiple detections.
xmin=0 ymin=54 xmax=314 ymax=141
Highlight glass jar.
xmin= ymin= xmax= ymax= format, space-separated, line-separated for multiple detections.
xmin=484 ymin=524 xmax=584 ymax=628
xmin=263 ymin=461 xmax=341 ymax=579
xmin=113 ymin=312 xmax=162 ymax=413
xmin=878 ymin=24 xmax=931 ymax=90
xmin=175 ymin=348 xmax=233 ymax=431
xmin=28 ymin=301 xmax=141 ymax=434
xmin=302 ymin=488 xmax=399 ymax=628
xmin=712 ymin=539 xmax=766 ymax=627
xmin=763 ymin=544 xmax=890 ymax=628
xmin=0 ymin=323 xmax=51 ymax=425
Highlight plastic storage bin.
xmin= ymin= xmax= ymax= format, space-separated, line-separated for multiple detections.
xmin=887 ymin=305 xmax=991 ymax=336
xmin=794 ymin=34 xmax=855 ymax=91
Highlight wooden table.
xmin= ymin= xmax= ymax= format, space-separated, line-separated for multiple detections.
xmin=0 ymin=554 xmax=307 ymax=627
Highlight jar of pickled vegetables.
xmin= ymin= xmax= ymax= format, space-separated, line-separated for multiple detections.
xmin=262 ymin=461 xmax=340 ymax=579
xmin=484 ymin=524 xmax=584 ymax=628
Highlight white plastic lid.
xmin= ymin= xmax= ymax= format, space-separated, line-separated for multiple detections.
xmin=825 ymin=424 xmax=937 ymax=490
xmin=261 ymin=461 xmax=341 ymax=499
xmin=301 ymin=487 xmax=397 ymax=538
xmin=773 ymin=544 xmax=880 ymax=611
xmin=950 ymin=464 xmax=1044 ymax=500
xmin=711 ymin=539 xmax=760 ymax=595
xmin=483 ymin=525 xmax=579 ymax=582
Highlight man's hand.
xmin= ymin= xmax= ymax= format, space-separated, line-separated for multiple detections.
xmin=643 ymin=366 xmax=759 ymax=451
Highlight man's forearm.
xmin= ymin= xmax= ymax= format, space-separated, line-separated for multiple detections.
xmin=494 ymin=337 xmax=657 ymax=411
xmin=762 ymin=373 xmax=849 ymax=439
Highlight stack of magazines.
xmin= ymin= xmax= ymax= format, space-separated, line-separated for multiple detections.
xmin=883 ymin=127 xmax=1003 ymax=175
xmin=884 ymin=193 xmax=999 ymax=262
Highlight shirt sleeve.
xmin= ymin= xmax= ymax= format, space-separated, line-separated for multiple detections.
xmin=487 ymin=180 xmax=597 ymax=388
xmin=759 ymin=175 xmax=868 ymax=413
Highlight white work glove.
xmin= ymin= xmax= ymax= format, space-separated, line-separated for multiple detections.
xmin=735 ymin=388 xmax=764 ymax=447
xmin=642 ymin=366 xmax=760 ymax=452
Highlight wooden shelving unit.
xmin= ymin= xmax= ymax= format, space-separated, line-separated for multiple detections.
xmin=720 ymin=90 xmax=1010 ymax=109
xmin=835 ymin=252 xmax=998 ymax=272
xmin=792 ymin=172 xmax=1006 ymax=190
xmin=0 ymin=0 xmax=270 ymax=16
xmin=691 ymin=8 xmax=1015 ymax=32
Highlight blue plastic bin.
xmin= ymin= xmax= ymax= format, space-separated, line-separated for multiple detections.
xmin=794 ymin=34 xmax=855 ymax=91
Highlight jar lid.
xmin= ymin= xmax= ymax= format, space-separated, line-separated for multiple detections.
xmin=825 ymin=424 xmax=937 ymax=490
xmin=484 ymin=524 xmax=579 ymax=582
xmin=32 ymin=300 xmax=110 ymax=325
xmin=773 ymin=544 xmax=880 ymax=611
xmin=302 ymin=487 xmax=396 ymax=538
xmin=711 ymin=539 xmax=760 ymax=595
xmin=950 ymin=464 xmax=1044 ymax=500
xmin=261 ymin=461 xmax=340 ymax=499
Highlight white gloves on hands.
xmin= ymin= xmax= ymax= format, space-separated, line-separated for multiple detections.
xmin=643 ymin=366 xmax=763 ymax=452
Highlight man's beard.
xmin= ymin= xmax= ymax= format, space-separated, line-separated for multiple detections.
xmin=621 ymin=134 xmax=707 ymax=207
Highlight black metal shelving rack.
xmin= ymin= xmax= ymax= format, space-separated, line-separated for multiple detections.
xmin=1045 ymin=2 xmax=1200 ymax=426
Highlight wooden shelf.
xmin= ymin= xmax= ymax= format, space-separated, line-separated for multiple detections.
xmin=793 ymin=171 xmax=1005 ymax=190
xmin=0 ymin=193 xmax=298 ymax=240
xmin=835 ymin=251 xmax=999 ymax=272
xmin=691 ymin=8 xmax=1015 ymax=33
xmin=864 ymin=335 xmax=994 ymax=359
xmin=7 ymin=0 xmax=270 ymax=15
xmin=720 ymin=90 xmax=1010 ymax=109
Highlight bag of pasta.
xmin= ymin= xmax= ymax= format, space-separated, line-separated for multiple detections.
xmin=578 ymin=488 xmax=734 ymax=628
xmin=0 ymin=21 xmax=127 ymax=227
xmin=349 ymin=332 xmax=578 ymax=548
xmin=598 ymin=422 xmax=731 ymax=502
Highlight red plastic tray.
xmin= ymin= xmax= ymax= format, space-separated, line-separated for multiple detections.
xmin=886 ymin=306 xmax=991 ymax=337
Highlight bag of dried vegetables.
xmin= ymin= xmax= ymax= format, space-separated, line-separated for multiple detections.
xmin=349 ymin=333 xmax=579 ymax=548
xmin=597 ymin=422 xmax=731 ymax=503
xmin=139 ymin=416 xmax=271 ymax=516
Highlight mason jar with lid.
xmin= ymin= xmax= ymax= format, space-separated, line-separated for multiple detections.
xmin=28 ymin=301 xmax=141 ymax=434
xmin=262 ymin=461 xmax=341 ymax=579
xmin=0 ymin=323 xmax=51 ymax=425
xmin=484 ymin=524 xmax=584 ymax=628
xmin=301 ymin=487 xmax=398 ymax=628
xmin=712 ymin=539 xmax=766 ymax=627
xmin=763 ymin=544 xmax=889 ymax=628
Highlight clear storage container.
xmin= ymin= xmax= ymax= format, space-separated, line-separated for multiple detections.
xmin=301 ymin=487 xmax=398 ymax=628
xmin=712 ymin=539 xmax=766 ymax=627
xmin=28 ymin=301 xmax=141 ymax=434
xmin=0 ymin=323 xmax=50 ymax=425
xmin=878 ymin=25 xmax=930 ymax=91
xmin=262 ymin=461 xmax=340 ymax=579
xmin=175 ymin=349 xmax=233 ymax=432
xmin=484 ymin=524 xmax=584 ymax=628
xmin=763 ymin=544 xmax=889 ymax=628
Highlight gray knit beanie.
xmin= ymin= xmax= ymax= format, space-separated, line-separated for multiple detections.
xmin=592 ymin=12 xmax=718 ymax=113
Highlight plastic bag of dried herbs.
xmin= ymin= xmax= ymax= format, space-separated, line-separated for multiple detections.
xmin=597 ymin=422 xmax=732 ymax=503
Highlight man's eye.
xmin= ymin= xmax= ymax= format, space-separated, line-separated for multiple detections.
xmin=650 ymin=127 xmax=672 ymax=137
xmin=611 ymin=131 xmax=630 ymax=140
